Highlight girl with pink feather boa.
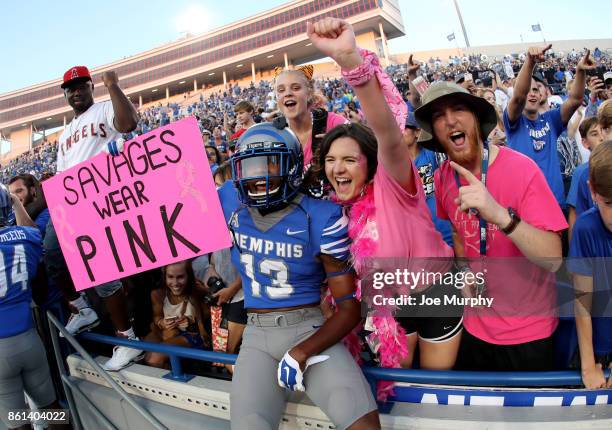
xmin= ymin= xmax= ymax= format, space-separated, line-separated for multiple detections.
xmin=308 ymin=18 xmax=463 ymax=400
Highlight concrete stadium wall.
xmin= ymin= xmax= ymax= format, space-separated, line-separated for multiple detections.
xmin=4 ymin=128 xmax=31 ymax=162
xmin=394 ymin=38 xmax=612 ymax=63
xmin=67 ymin=355 xmax=336 ymax=430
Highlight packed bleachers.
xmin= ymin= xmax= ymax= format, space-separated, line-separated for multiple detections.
xmin=2 ymin=48 xmax=609 ymax=184
xmin=0 ymin=139 xmax=58 ymax=184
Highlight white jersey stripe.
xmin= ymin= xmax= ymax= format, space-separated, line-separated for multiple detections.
xmin=320 ymin=237 xmax=350 ymax=251
xmin=322 ymin=213 xmax=349 ymax=236
xmin=321 ymin=246 xmax=350 ymax=255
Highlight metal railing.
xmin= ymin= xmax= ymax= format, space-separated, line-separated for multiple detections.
xmin=78 ymin=331 xmax=612 ymax=389
xmin=80 ymin=332 xmax=236 ymax=382
xmin=360 ymin=366 xmax=611 ymax=388
xmin=47 ymin=312 xmax=168 ymax=430
xmin=50 ymin=316 xmax=612 ymax=429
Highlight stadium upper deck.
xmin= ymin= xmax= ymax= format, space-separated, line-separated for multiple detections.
xmin=0 ymin=0 xmax=404 ymax=159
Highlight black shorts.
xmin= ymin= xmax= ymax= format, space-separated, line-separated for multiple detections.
xmin=397 ymin=282 xmax=463 ymax=343
xmin=569 ymin=350 xmax=612 ymax=369
xmin=226 ymin=300 xmax=247 ymax=325
xmin=455 ymin=329 xmax=555 ymax=371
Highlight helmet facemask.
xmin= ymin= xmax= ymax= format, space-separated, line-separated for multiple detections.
xmin=230 ymin=121 xmax=303 ymax=208
xmin=232 ymin=144 xmax=300 ymax=208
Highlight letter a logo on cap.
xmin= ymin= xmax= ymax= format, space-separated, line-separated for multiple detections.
xmin=61 ymin=65 xmax=91 ymax=89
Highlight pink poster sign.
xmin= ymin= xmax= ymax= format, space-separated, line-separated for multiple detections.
xmin=42 ymin=117 xmax=231 ymax=291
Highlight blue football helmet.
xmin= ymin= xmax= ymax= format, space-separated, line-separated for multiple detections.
xmin=0 ymin=184 xmax=13 ymax=227
xmin=231 ymin=121 xmax=303 ymax=208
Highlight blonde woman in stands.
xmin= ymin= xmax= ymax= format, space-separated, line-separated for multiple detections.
xmin=275 ymin=65 xmax=347 ymax=196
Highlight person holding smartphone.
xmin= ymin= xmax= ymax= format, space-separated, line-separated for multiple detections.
xmin=585 ymin=73 xmax=611 ymax=118
xmin=144 ymin=261 xmax=211 ymax=368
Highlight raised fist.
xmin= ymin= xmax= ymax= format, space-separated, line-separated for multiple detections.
xmin=307 ymin=18 xmax=361 ymax=70
xmin=101 ymin=71 xmax=119 ymax=88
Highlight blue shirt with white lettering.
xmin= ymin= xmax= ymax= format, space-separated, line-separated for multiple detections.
xmin=0 ymin=226 xmax=43 ymax=338
xmin=504 ymin=107 xmax=566 ymax=206
xmin=219 ymin=186 xmax=350 ymax=309
xmin=567 ymin=207 xmax=612 ymax=355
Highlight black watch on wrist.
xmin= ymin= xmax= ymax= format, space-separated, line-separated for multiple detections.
xmin=501 ymin=207 xmax=521 ymax=235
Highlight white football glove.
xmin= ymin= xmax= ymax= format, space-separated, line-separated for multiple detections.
xmin=277 ymin=351 xmax=329 ymax=392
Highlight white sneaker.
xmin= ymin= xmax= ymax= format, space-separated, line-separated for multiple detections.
xmin=102 ymin=344 xmax=145 ymax=371
xmin=63 ymin=307 xmax=100 ymax=336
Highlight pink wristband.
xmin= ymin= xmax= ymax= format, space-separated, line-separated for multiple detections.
xmin=341 ymin=48 xmax=375 ymax=87
xmin=341 ymin=48 xmax=407 ymax=131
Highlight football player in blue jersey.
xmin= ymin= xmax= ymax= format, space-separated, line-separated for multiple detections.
xmin=219 ymin=121 xmax=380 ymax=430
xmin=0 ymin=185 xmax=70 ymax=430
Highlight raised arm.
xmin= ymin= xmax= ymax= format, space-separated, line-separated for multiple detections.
xmin=307 ymin=18 xmax=414 ymax=193
xmin=10 ymin=193 xmax=36 ymax=228
xmin=506 ymin=45 xmax=551 ymax=123
xmin=568 ymin=106 xmax=584 ymax=138
xmin=407 ymin=54 xmax=423 ymax=109
xmin=561 ymin=50 xmax=593 ymax=125
xmin=223 ymin=110 xmax=233 ymax=137
xmin=102 ymin=71 xmax=139 ymax=133
xmin=492 ymin=71 xmax=508 ymax=95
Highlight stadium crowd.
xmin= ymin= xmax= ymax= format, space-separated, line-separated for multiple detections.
xmin=0 ymin=48 xmax=612 ymax=183
xmin=0 ymin=139 xmax=57 ymax=184
xmin=3 ymin=47 xmax=610 ymax=182
xmin=1 ymin=18 xmax=612 ymax=428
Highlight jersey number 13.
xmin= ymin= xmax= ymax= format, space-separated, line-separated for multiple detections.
xmin=240 ymin=253 xmax=294 ymax=299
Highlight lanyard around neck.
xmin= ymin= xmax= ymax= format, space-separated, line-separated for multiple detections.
xmin=454 ymin=143 xmax=490 ymax=256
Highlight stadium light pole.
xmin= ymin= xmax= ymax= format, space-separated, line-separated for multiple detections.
xmin=452 ymin=0 xmax=470 ymax=48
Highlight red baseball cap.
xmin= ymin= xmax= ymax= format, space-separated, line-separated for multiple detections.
xmin=61 ymin=66 xmax=92 ymax=89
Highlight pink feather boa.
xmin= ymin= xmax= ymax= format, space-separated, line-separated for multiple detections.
xmin=328 ymin=185 xmax=408 ymax=402
xmin=329 ymin=46 xmax=409 ymax=401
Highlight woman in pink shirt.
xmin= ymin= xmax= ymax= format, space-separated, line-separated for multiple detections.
xmin=308 ymin=18 xmax=461 ymax=385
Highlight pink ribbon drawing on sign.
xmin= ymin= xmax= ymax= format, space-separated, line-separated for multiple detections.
xmin=176 ymin=160 xmax=208 ymax=212
xmin=53 ymin=205 xmax=76 ymax=253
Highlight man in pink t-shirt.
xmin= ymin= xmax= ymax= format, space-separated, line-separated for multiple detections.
xmin=414 ymin=82 xmax=567 ymax=371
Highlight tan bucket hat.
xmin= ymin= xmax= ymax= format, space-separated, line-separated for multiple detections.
xmin=414 ymin=82 xmax=497 ymax=153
